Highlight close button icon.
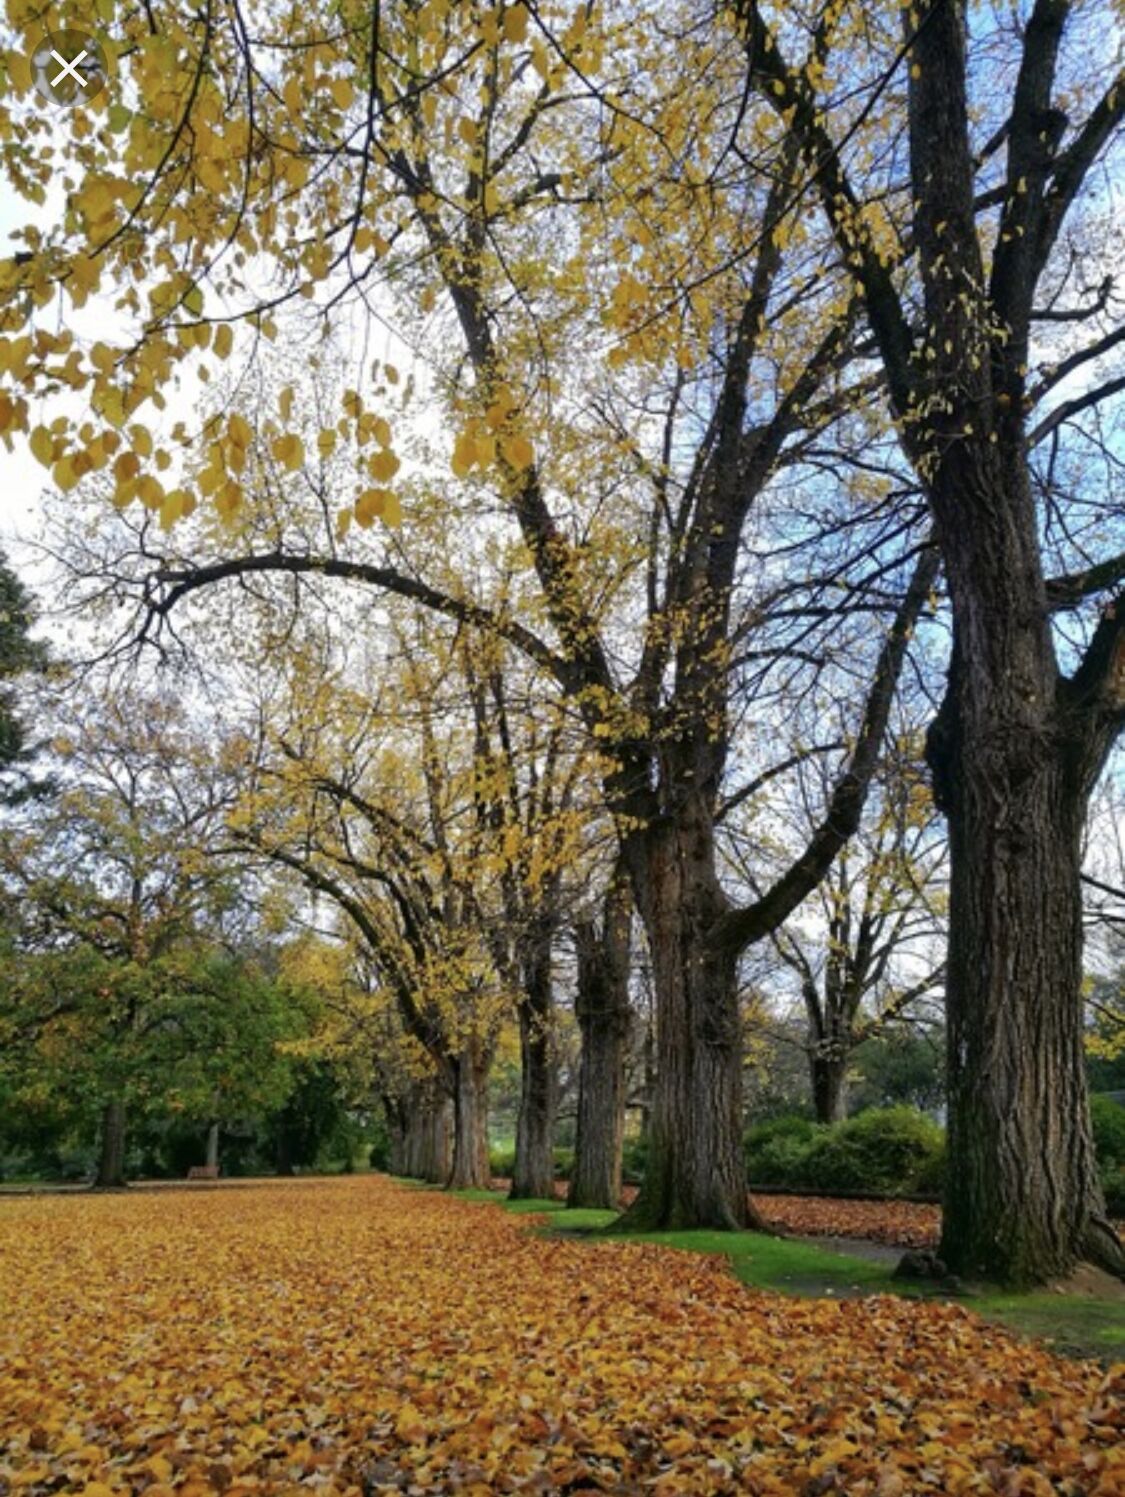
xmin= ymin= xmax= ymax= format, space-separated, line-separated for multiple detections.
xmin=30 ymin=30 xmax=108 ymax=107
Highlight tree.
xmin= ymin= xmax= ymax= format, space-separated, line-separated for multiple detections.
xmin=229 ymin=624 xmax=517 ymax=1190
xmin=758 ymin=748 xmax=946 ymax=1123
xmin=0 ymin=940 xmax=311 ymax=1181
xmin=571 ymin=863 xmax=633 ymax=1209
xmin=1 ymin=681 xmax=242 ymax=1184
xmin=0 ymin=550 xmax=45 ymax=800
xmin=11 ymin=2 xmax=940 ymax=1231
xmin=737 ymin=0 xmax=1125 ymax=1280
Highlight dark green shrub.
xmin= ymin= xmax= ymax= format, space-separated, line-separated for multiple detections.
xmin=488 ymin=1146 xmax=516 ymax=1177
xmin=912 ymin=1139 xmax=946 ymax=1198
xmin=1100 ymin=1163 xmax=1125 ymax=1218
xmin=1091 ymin=1095 xmax=1125 ymax=1168
xmin=746 ymin=1114 xmax=820 ymax=1150
xmin=802 ymin=1106 xmax=944 ymax=1195
xmin=744 ymin=1115 xmax=822 ymax=1186
xmin=484 ymin=1145 xmax=572 ymax=1179
xmin=621 ymin=1135 xmax=648 ymax=1185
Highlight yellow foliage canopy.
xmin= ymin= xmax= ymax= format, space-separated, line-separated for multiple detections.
xmin=0 ymin=1178 xmax=1121 ymax=1496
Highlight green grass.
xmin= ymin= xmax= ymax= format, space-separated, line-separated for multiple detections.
xmin=446 ymin=1186 xmax=1125 ymax=1362
xmin=969 ymin=1291 xmax=1125 ymax=1358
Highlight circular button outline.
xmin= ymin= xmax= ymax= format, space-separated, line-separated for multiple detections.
xmin=30 ymin=30 xmax=109 ymax=108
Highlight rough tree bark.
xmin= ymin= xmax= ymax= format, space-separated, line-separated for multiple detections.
xmin=936 ymin=740 xmax=1109 ymax=1281
xmin=737 ymin=0 xmax=1125 ymax=1282
xmin=448 ymin=1038 xmax=491 ymax=1190
xmin=927 ymin=599 xmax=1125 ymax=1280
xmin=509 ymin=921 xmax=557 ymax=1200
xmin=810 ymin=1047 xmax=849 ymax=1126
xmin=571 ymin=873 xmax=633 ymax=1210
xmin=622 ymin=813 xmax=764 ymax=1231
xmin=94 ymin=1098 xmax=127 ymax=1188
xmin=205 ymin=1121 xmax=220 ymax=1172
xmin=908 ymin=0 xmax=1125 ymax=1284
xmin=388 ymin=1084 xmax=454 ymax=1184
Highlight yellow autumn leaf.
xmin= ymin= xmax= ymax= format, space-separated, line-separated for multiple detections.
xmin=394 ymin=1402 xmax=426 ymax=1441
xmin=354 ymin=488 xmax=386 ymax=527
xmin=29 ymin=426 xmax=54 ymax=467
xmin=271 ymin=433 xmax=304 ymax=471
xmin=367 ymin=448 xmax=400 ymax=482
xmin=503 ymin=3 xmax=530 ymax=43
xmin=501 ymin=433 xmax=534 ymax=470
xmin=5 ymin=50 xmax=32 ymax=93
xmin=136 ymin=474 xmax=165 ymax=511
xmin=451 ymin=432 xmax=478 ymax=479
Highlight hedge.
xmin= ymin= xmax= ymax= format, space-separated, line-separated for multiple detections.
xmin=745 ymin=1106 xmax=944 ymax=1197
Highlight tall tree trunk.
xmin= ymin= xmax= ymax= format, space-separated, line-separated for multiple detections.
xmin=448 ymin=1039 xmax=491 ymax=1190
xmin=205 ymin=1121 xmax=220 ymax=1171
xmin=94 ymin=1098 xmax=127 ymax=1188
xmin=386 ymin=1096 xmax=408 ymax=1175
xmin=275 ymin=1128 xmax=295 ymax=1176
xmin=620 ymin=820 xmax=769 ymax=1231
xmin=638 ymin=1018 xmax=654 ymax=1144
xmin=571 ymin=876 xmax=632 ymax=1210
xmin=413 ymin=1095 xmax=453 ymax=1184
xmin=510 ymin=928 xmax=557 ymax=1199
xmin=810 ymin=1049 xmax=848 ymax=1126
xmin=931 ymin=671 xmax=1123 ymax=1283
xmin=393 ymin=1084 xmax=453 ymax=1184
xmin=907 ymin=0 xmax=1122 ymax=1285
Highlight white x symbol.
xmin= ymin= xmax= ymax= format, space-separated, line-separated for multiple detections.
xmin=50 ymin=48 xmax=89 ymax=88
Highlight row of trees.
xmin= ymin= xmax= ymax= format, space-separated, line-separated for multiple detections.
xmin=2 ymin=0 xmax=1123 ymax=1284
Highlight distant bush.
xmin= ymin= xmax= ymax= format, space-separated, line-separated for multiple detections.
xmin=912 ymin=1141 xmax=947 ymax=1197
xmin=621 ymin=1136 xmax=648 ymax=1185
xmin=806 ymin=1106 xmax=945 ymax=1195
xmin=745 ymin=1106 xmax=945 ymax=1197
xmin=488 ymin=1146 xmax=516 ymax=1178
xmin=485 ymin=1145 xmax=573 ymax=1179
xmin=1101 ymin=1164 xmax=1125 ymax=1218
xmin=1091 ymin=1096 xmax=1125 ymax=1217
xmin=1091 ymin=1095 xmax=1125 ymax=1168
xmin=744 ymin=1115 xmax=824 ymax=1186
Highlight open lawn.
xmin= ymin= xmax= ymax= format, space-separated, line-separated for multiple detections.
xmin=1 ymin=1176 xmax=1121 ymax=1496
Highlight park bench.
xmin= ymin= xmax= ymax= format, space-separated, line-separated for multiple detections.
xmin=187 ymin=1164 xmax=220 ymax=1180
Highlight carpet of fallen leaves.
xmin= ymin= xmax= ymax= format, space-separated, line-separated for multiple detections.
xmin=757 ymin=1196 xmax=940 ymax=1251
xmin=1 ymin=1178 xmax=1122 ymax=1497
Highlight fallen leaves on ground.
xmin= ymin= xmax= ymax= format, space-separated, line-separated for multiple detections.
xmin=1 ymin=1177 xmax=1121 ymax=1495
xmin=758 ymin=1195 xmax=941 ymax=1250
xmin=493 ymin=1181 xmax=1119 ymax=1257
xmin=604 ymin=1184 xmax=940 ymax=1249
